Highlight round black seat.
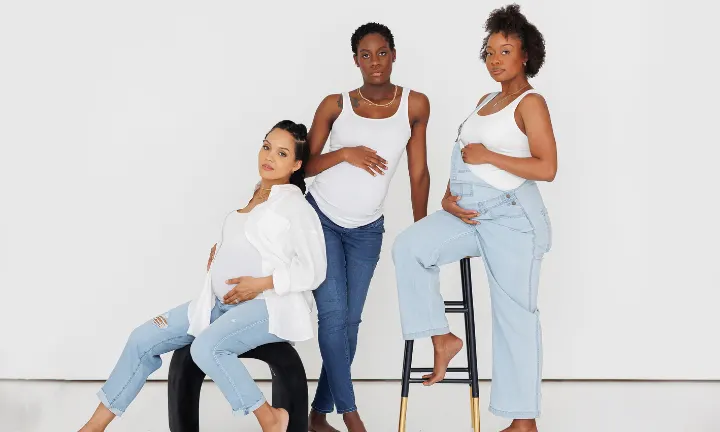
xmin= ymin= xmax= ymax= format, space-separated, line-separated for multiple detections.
xmin=167 ymin=342 xmax=308 ymax=432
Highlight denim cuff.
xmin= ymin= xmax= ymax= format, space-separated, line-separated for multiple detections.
xmin=489 ymin=405 xmax=540 ymax=419
xmin=311 ymin=405 xmax=334 ymax=414
xmin=97 ymin=389 xmax=125 ymax=417
xmin=403 ymin=326 xmax=451 ymax=340
xmin=233 ymin=396 xmax=266 ymax=417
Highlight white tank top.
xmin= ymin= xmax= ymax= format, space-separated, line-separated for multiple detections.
xmin=308 ymin=87 xmax=412 ymax=228
xmin=211 ymin=211 xmax=264 ymax=300
xmin=458 ymin=90 xmax=539 ymax=190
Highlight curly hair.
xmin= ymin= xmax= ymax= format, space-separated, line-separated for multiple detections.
xmin=480 ymin=4 xmax=546 ymax=78
xmin=351 ymin=22 xmax=395 ymax=55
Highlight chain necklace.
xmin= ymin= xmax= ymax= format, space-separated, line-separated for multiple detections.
xmin=254 ymin=187 xmax=272 ymax=202
xmin=357 ymin=85 xmax=398 ymax=108
xmin=491 ymin=83 xmax=530 ymax=109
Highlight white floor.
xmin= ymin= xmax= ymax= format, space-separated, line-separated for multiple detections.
xmin=1 ymin=380 xmax=718 ymax=431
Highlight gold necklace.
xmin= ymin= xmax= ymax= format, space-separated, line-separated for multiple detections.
xmin=255 ymin=187 xmax=272 ymax=201
xmin=357 ymin=85 xmax=398 ymax=107
xmin=491 ymin=83 xmax=530 ymax=108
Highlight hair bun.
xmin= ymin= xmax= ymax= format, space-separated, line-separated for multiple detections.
xmin=293 ymin=123 xmax=308 ymax=140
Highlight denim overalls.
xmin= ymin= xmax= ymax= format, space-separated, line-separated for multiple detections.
xmin=392 ymin=136 xmax=552 ymax=418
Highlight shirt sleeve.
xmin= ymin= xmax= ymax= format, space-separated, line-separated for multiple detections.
xmin=271 ymin=203 xmax=327 ymax=295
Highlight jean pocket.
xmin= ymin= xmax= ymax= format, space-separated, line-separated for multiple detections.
xmin=483 ymin=200 xmax=534 ymax=233
xmin=450 ymin=142 xmax=470 ymax=175
xmin=450 ymin=181 xmax=474 ymax=198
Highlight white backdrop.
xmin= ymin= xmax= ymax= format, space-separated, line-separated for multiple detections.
xmin=1 ymin=0 xmax=718 ymax=381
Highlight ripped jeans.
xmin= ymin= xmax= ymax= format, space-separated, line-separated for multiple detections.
xmin=97 ymin=298 xmax=283 ymax=417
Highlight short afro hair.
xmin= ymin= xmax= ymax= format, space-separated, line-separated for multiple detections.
xmin=480 ymin=4 xmax=546 ymax=78
xmin=351 ymin=22 xmax=395 ymax=55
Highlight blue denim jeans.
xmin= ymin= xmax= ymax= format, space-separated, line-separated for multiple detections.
xmin=306 ymin=193 xmax=384 ymax=414
xmin=392 ymin=141 xmax=551 ymax=419
xmin=98 ymin=298 xmax=283 ymax=417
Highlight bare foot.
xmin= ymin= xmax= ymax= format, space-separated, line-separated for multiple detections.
xmin=422 ymin=333 xmax=463 ymax=385
xmin=500 ymin=419 xmax=538 ymax=432
xmin=309 ymin=409 xmax=340 ymax=432
xmin=269 ymin=407 xmax=289 ymax=432
xmin=343 ymin=410 xmax=368 ymax=432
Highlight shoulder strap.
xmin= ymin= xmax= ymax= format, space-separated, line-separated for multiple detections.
xmin=400 ymin=86 xmax=411 ymax=121
xmin=341 ymin=92 xmax=351 ymax=114
xmin=455 ymin=92 xmax=500 ymax=141
xmin=506 ymin=89 xmax=539 ymax=110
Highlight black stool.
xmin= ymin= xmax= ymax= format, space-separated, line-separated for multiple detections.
xmin=167 ymin=342 xmax=308 ymax=432
xmin=399 ymin=257 xmax=480 ymax=432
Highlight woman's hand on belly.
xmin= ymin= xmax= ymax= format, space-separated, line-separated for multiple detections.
xmin=460 ymin=143 xmax=491 ymax=165
xmin=442 ymin=193 xmax=479 ymax=225
xmin=342 ymin=146 xmax=388 ymax=176
xmin=222 ymin=276 xmax=272 ymax=304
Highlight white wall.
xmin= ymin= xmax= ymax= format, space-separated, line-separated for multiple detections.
xmin=1 ymin=0 xmax=718 ymax=381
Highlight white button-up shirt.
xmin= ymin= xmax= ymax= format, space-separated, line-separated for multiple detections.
xmin=187 ymin=184 xmax=326 ymax=342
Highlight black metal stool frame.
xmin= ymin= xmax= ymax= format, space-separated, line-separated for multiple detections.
xmin=399 ymin=257 xmax=480 ymax=432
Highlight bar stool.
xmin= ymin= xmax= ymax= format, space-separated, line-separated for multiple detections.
xmin=398 ymin=257 xmax=480 ymax=432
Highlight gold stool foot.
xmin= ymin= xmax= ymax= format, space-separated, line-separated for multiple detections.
xmin=398 ymin=397 xmax=409 ymax=432
xmin=471 ymin=396 xmax=481 ymax=432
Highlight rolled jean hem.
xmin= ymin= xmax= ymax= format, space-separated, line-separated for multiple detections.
xmin=403 ymin=326 xmax=451 ymax=340
xmin=336 ymin=406 xmax=358 ymax=414
xmin=232 ymin=396 xmax=266 ymax=417
xmin=97 ymin=389 xmax=125 ymax=417
xmin=311 ymin=405 xmax=334 ymax=414
xmin=488 ymin=405 xmax=540 ymax=419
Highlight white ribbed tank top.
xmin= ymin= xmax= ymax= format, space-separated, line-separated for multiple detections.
xmin=458 ymin=89 xmax=540 ymax=190
xmin=308 ymin=87 xmax=411 ymax=228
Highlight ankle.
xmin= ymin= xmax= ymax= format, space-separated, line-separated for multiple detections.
xmin=343 ymin=410 xmax=364 ymax=425
xmin=431 ymin=332 xmax=458 ymax=344
xmin=511 ymin=418 xmax=537 ymax=431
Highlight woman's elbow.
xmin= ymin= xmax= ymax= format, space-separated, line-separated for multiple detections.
xmin=541 ymin=163 xmax=557 ymax=182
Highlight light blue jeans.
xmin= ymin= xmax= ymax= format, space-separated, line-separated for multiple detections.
xmin=392 ymin=142 xmax=551 ymax=419
xmin=97 ymin=298 xmax=283 ymax=417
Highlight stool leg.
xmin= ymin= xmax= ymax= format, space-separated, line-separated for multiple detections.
xmin=461 ymin=260 xmax=474 ymax=427
xmin=461 ymin=258 xmax=481 ymax=432
xmin=399 ymin=340 xmax=414 ymax=432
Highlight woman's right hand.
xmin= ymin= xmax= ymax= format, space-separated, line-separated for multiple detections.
xmin=342 ymin=146 xmax=388 ymax=176
xmin=442 ymin=194 xmax=479 ymax=225
xmin=207 ymin=244 xmax=216 ymax=271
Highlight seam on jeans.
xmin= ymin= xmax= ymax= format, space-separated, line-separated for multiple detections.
xmin=109 ymin=334 xmax=187 ymax=406
xmin=422 ymin=228 xmax=473 ymax=332
xmin=536 ymin=310 xmax=541 ymax=413
xmin=428 ymin=225 xmax=476 ymax=265
xmin=528 ymin=257 xmax=540 ymax=412
xmin=210 ymin=317 xmax=270 ymax=410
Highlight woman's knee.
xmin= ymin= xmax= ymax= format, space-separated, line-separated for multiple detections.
xmin=189 ymin=335 xmax=216 ymax=370
xmin=392 ymin=225 xmax=420 ymax=263
xmin=317 ymin=304 xmax=349 ymax=333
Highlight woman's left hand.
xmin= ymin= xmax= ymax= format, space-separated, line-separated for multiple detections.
xmin=223 ymin=276 xmax=265 ymax=304
xmin=461 ymin=143 xmax=491 ymax=165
